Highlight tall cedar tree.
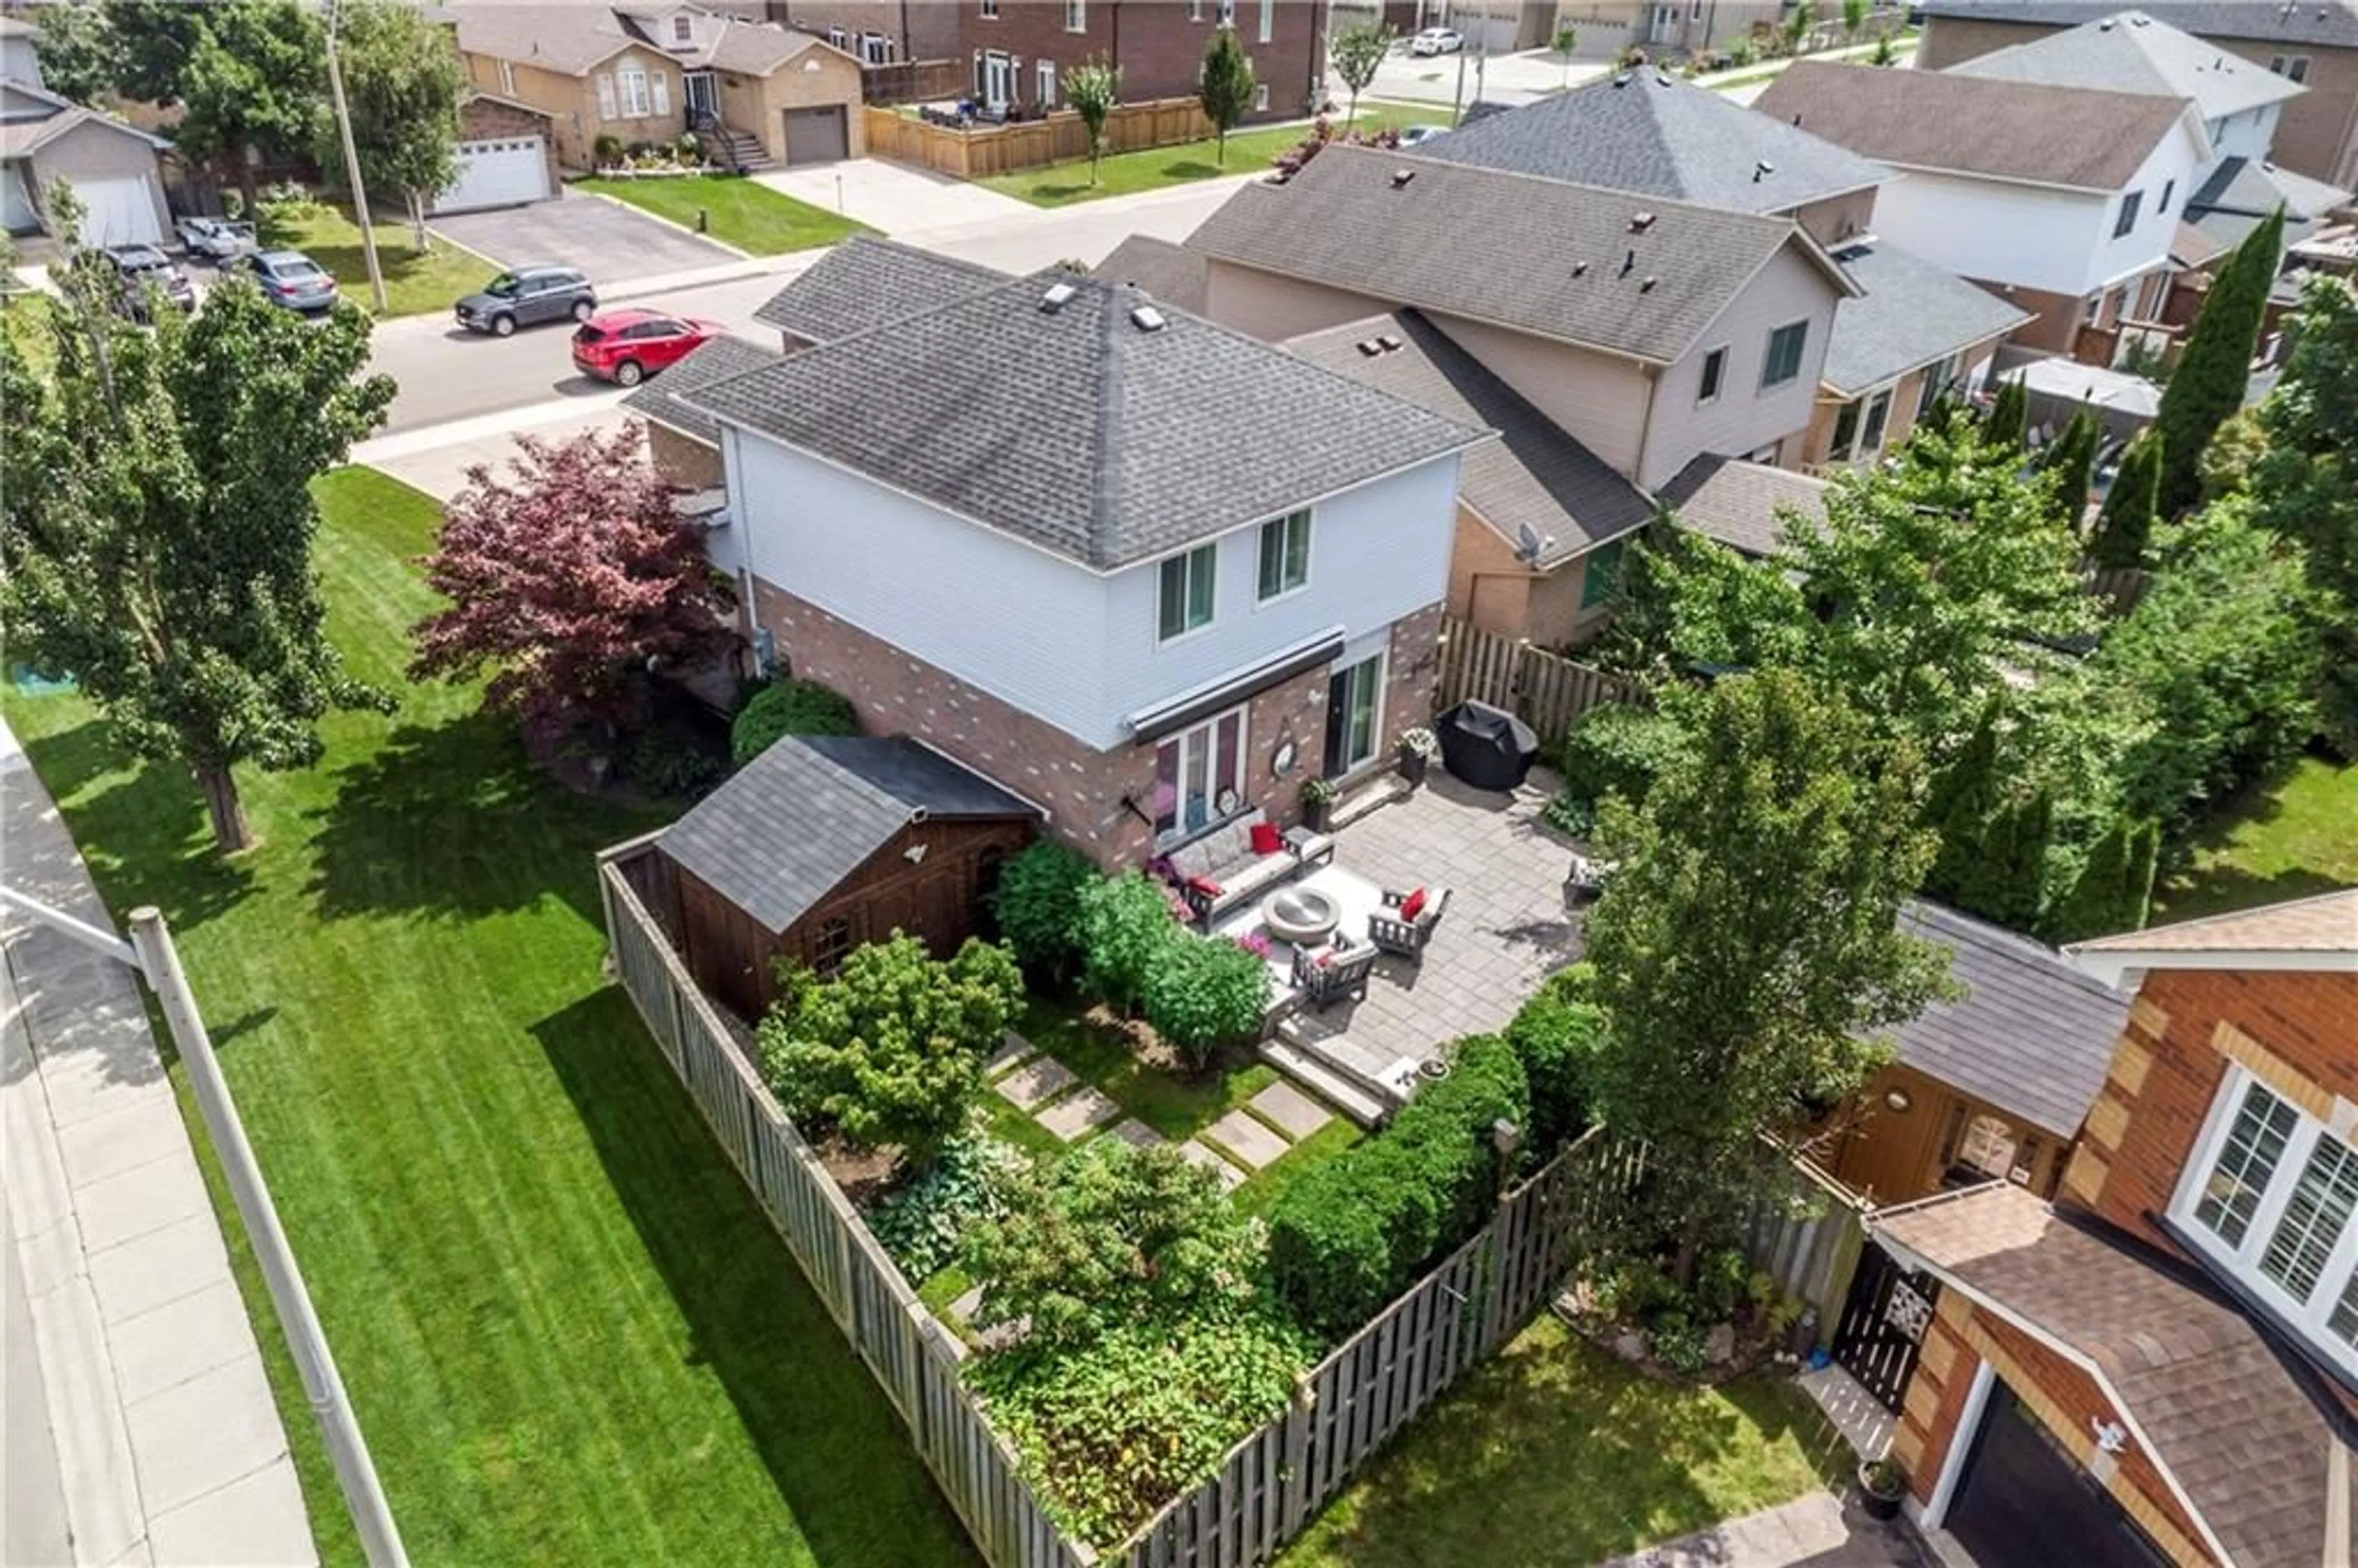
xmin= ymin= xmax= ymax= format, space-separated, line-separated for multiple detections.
xmin=1064 ymin=55 xmax=1120 ymax=185
xmin=0 ymin=209 xmax=394 ymax=851
xmin=1586 ymin=670 xmax=1950 ymax=1276
xmin=1952 ymin=788 xmax=2055 ymax=931
xmin=318 ymin=0 xmax=465 ymax=251
xmin=2047 ymin=815 xmax=2158 ymax=942
xmin=1921 ymin=701 xmax=2002 ymax=901
xmin=1331 ymin=20 xmax=1393 ymax=126
xmin=2040 ymin=406 xmax=2100 ymax=530
xmin=2155 ymin=208 xmax=2283 ymax=516
xmin=1199 ymin=24 xmax=1256 ymax=165
xmin=174 ymin=0 xmax=327 ymax=214
xmin=1983 ymin=377 xmax=2028 ymax=449
xmin=2091 ymin=429 xmax=2163 ymax=570
xmin=410 ymin=423 xmax=738 ymax=747
xmin=2252 ymin=274 xmax=2358 ymax=754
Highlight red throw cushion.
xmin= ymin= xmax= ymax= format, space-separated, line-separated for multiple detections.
xmin=1250 ymin=822 xmax=1283 ymax=856
xmin=1315 ymin=951 xmax=1334 ymax=968
xmin=1400 ymin=887 xmax=1428 ymax=922
xmin=1187 ymin=875 xmax=1224 ymax=899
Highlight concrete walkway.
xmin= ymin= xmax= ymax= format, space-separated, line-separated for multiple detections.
xmin=1602 ymin=1492 xmax=1931 ymax=1567
xmin=0 ymin=719 xmax=314 ymax=1567
xmin=756 ymin=157 xmax=1035 ymax=234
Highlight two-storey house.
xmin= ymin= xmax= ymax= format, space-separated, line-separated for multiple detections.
xmin=1862 ymin=890 xmax=2358 ymax=1568
xmin=1759 ymin=62 xmax=2212 ymax=359
xmin=675 ymin=265 xmax=1487 ymax=866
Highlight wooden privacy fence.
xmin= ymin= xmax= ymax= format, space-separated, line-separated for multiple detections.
xmin=2084 ymin=563 xmax=2154 ymax=615
xmin=1741 ymin=1152 xmax=1870 ymax=1343
xmin=863 ymin=98 xmax=1218 ymax=180
xmin=1434 ymin=614 xmax=1643 ymax=749
xmin=862 ymin=58 xmax=966 ymax=105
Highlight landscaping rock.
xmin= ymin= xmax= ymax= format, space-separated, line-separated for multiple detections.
xmin=1611 ymin=1330 xmax=1650 ymax=1364
xmin=1177 ymin=1139 xmax=1246 ymax=1190
xmin=1248 ymin=1080 xmax=1333 ymax=1141
xmin=1203 ymin=1108 xmax=1290 ymax=1171
xmin=997 ymin=1055 xmax=1078 ymax=1109
xmin=1037 ymin=1085 xmax=1122 ymax=1141
xmin=1705 ymin=1322 xmax=1737 ymax=1365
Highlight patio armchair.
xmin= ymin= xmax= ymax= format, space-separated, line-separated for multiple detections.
xmin=1291 ymin=941 xmax=1378 ymax=1010
xmin=1367 ymin=885 xmax=1450 ymax=962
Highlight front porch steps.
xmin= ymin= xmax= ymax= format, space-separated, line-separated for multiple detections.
xmin=1258 ymin=1037 xmax=1395 ymax=1130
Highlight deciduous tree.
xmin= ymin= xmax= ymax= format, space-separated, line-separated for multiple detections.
xmin=2252 ymin=273 xmax=2358 ymax=753
xmin=1331 ymin=19 xmax=1393 ymax=125
xmin=1199 ymin=23 xmax=1256 ymax=166
xmin=99 ymin=0 xmax=202 ymax=105
xmin=2091 ymin=429 xmax=2162 ymax=569
xmin=33 ymin=1 xmax=116 ymax=103
xmin=0 ymin=205 xmax=394 ymax=852
xmin=318 ymin=0 xmax=465 ymax=252
xmin=1064 ymin=55 xmax=1120 ymax=186
xmin=174 ymin=0 xmax=326 ymax=214
xmin=2155 ymin=208 xmax=2282 ymax=516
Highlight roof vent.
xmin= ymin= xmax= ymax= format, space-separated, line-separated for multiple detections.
xmin=1356 ymin=337 xmax=1384 ymax=355
xmin=1654 ymin=71 xmax=1672 ymax=86
xmin=1377 ymin=333 xmax=1402 ymax=352
xmin=1611 ymin=72 xmax=1632 ymax=88
xmin=1639 ymin=276 xmax=1657 ymax=292
xmin=1129 ymin=303 xmax=1167 ymax=333
xmin=1571 ymin=259 xmax=1588 ymax=277
xmin=2099 ymin=16 xmax=2115 ymax=26
xmin=1391 ymin=168 xmax=1415 ymax=188
xmin=1040 ymin=280 xmax=1077 ymax=314
xmin=1628 ymin=211 xmax=1657 ymax=233
xmin=1753 ymin=159 xmax=1775 ymax=182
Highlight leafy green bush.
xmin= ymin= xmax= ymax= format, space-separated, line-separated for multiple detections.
xmin=868 ymin=1124 xmax=1030 ymax=1281
xmin=757 ymin=934 xmax=1024 ymax=1165
xmin=1076 ymin=869 xmax=1176 ymax=1014
xmin=624 ymin=716 xmax=728 ymax=801
xmin=1142 ymin=931 xmax=1270 ymax=1067
xmin=1651 ymin=1313 xmax=1709 ymax=1375
xmin=1558 ymin=703 xmax=1686 ymax=810
xmin=730 ymin=677 xmax=860 ymax=765
xmin=1542 ymin=788 xmax=1595 ymax=839
xmin=989 ymin=840 xmax=1100 ymax=980
xmin=1504 ymin=964 xmax=1608 ymax=1157
xmin=594 ymin=132 xmax=626 ymax=165
xmin=1267 ymin=1034 xmax=1531 ymax=1338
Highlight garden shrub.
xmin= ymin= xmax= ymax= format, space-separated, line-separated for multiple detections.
xmin=989 ymin=840 xmax=1100 ymax=981
xmin=623 ymin=715 xmax=728 ymax=801
xmin=593 ymin=132 xmax=625 ymax=165
xmin=730 ymin=677 xmax=860 ymax=765
xmin=1504 ymin=963 xmax=1609 ymax=1157
xmin=1558 ymin=702 xmax=1686 ymax=810
xmin=1076 ymin=869 xmax=1176 ymax=1014
xmin=1142 ymin=931 xmax=1270 ymax=1067
xmin=868 ymin=1123 xmax=1030 ymax=1282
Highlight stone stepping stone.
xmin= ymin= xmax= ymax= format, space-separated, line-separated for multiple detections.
xmin=948 ymin=1284 xmax=985 ymax=1322
xmin=1248 ymin=1081 xmax=1332 ymax=1142
xmin=1108 ymin=1118 xmax=1164 ymax=1148
xmin=1038 ymin=1085 xmax=1123 ymax=1141
xmin=984 ymin=1031 xmax=1039 ymax=1081
xmin=1177 ymin=1139 xmax=1246 ymax=1191
xmin=998 ymin=1055 xmax=1078 ymax=1110
xmin=1203 ymin=1108 xmax=1290 ymax=1171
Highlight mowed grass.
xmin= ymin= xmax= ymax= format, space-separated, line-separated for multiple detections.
xmin=268 ymin=204 xmax=496 ymax=319
xmin=980 ymin=106 xmax=1426 ymax=207
xmin=2152 ymin=753 xmax=2358 ymax=923
xmin=1280 ymin=1318 xmax=1850 ymax=1568
xmin=578 ymin=176 xmax=867 ymax=255
xmin=2 ymin=468 xmax=977 ymax=1568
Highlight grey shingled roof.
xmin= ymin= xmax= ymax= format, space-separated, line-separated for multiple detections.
xmin=1418 ymin=68 xmax=1889 ymax=216
xmin=1919 ymin=0 xmax=2358 ymax=49
xmin=1283 ymin=312 xmax=1653 ymax=565
xmin=620 ymin=334 xmax=782 ymax=445
xmin=449 ymin=4 xmax=822 ymax=76
xmin=752 ymin=235 xmax=1006 ymax=344
xmin=1656 ymin=455 xmax=1827 ymax=557
xmin=1757 ymin=62 xmax=2194 ymax=191
xmin=1893 ymin=899 xmax=2131 ymax=1138
xmin=687 ymin=271 xmax=1488 ymax=572
xmin=1949 ymin=9 xmax=2308 ymax=120
xmin=660 ymin=736 xmax=1037 ymax=934
xmin=1189 ymin=145 xmax=1848 ymax=366
xmin=1823 ymin=242 xmax=2029 ymax=395
xmin=2187 ymin=154 xmax=2354 ymax=249
xmin=1094 ymin=235 xmax=1210 ymax=314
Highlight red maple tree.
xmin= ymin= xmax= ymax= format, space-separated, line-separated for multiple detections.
xmin=411 ymin=422 xmax=736 ymax=744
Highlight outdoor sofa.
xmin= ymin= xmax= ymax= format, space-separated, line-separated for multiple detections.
xmin=1165 ymin=808 xmax=1334 ymax=926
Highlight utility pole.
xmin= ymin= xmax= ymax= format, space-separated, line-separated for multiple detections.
xmin=324 ymin=0 xmax=387 ymax=313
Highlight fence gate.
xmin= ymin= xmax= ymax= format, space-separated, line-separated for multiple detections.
xmin=1831 ymin=1241 xmax=1938 ymax=1411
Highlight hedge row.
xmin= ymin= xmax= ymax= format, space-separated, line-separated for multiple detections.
xmin=1503 ymin=963 xmax=1609 ymax=1160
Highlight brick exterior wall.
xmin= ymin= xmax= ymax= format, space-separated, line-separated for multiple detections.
xmin=748 ymin=575 xmax=1442 ymax=867
xmin=954 ymin=0 xmax=1320 ymax=122
xmin=460 ymin=95 xmax=562 ymax=195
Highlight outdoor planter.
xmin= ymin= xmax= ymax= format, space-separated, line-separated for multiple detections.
xmin=1397 ymin=726 xmax=1438 ymax=788
xmin=1302 ymin=782 xmax=1336 ymax=834
xmin=1858 ymin=1459 xmax=1907 ymax=1521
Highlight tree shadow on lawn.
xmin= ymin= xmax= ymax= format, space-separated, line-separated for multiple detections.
xmin=531 ymin=988 xmax=982 ymax=1568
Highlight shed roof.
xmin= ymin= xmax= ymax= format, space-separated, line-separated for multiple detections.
xmin=660 ymin=736 xmax=1037 ymax=935
xmin=1917 ymin=0 xmax=2358 ymax=49
xmin=751 ymin=234 xmax=1006 ymax=344
xmin=1948 ymin=9 xmax=2308 ymax=120
xmin=621 ymin=333 xmax=782 ymax=444
xmin=1654 ymin=454 xmax=1827 ymax=557
xmin=1823 ymin=241 xmax=2030 ymax=395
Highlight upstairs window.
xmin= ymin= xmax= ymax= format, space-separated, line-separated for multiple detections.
xmin=1158 ymin=543 xmax=1217 ymax=641
xmin=1259 ymin=0 xmax=1274 ymax=42
xmin=2273 ymin=53 xmax=2312 ymax=83
xmin=1065 ymin=0 xmax=1086 ymax=31
xmin=981 ymin=0 xmax=998 ymax=17
xmin=671 ymin=13 xmax=693 ymax=43
xmin=1697 ymin=344 xmax=1727 ymax=404
xmin=1256 ymin=509 xmax=1311 ymax=600
xmin=2114 ymin=188 xmax=2144 ymax=238
xmin=2159 ymin=177 xmax=2175 ymax=214
xmin=1761 ymin=320 xmax=1808 ymax=389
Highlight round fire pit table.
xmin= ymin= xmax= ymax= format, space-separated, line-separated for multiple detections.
xmin=1262 ymin=887 xmax=1341 ymax=947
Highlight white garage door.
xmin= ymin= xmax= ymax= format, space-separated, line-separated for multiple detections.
xmin=432 ymin=138 xmax=550 ymax=216
xmin=72 ymin=176 xmax=161 ymax=246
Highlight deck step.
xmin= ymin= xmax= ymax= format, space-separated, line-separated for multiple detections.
xmin=1258 ymin=1038 xmax=1392 ymax=1130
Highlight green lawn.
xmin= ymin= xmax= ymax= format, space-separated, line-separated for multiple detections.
xmin=1280 ymin=1318 xmax=1850 ymax=1567
xmin=2 ymin=468 xmax=976 ymax=1568
xmin=980 ymin=107 xmax=1426 ymax=208
xmin=271 ymin=205 xmax=497 ymax=319
xmin=2152 ymin=755 xmax=2358 ymax=923
xmin=577 ymin=176 xmax=866 ymax=255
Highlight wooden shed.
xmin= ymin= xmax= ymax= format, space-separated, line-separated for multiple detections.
xmin=634 ymin=735 xmax=1038 ymax=1023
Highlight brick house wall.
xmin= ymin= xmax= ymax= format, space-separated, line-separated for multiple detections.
xmin=460 ymin=94 xmax=562 ymax=196
xmin=955 ymin=0 xmax=1320 ymax=121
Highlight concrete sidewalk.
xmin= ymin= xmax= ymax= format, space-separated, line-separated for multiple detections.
xmin=0 ymin=719 xmax=314 ymax=1567
xmin=1602 ymin=1492 xmax=1931 ymax=1567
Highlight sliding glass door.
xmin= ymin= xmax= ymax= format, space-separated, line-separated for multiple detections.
xmin=1323 ymin=652 xmax=1384 ymax=777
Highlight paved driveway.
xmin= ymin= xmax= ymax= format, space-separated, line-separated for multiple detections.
xmin=430 ymin=191 xmax=737 ymax=285
xmin=755 ymin=158 xmax=1031 ymax=235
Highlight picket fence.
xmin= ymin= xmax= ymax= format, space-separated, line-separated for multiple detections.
xmin=1434 ymin=615 xmax=1644 ymax=748
xmin=862 ymin=98 xmax=1220 ymax=179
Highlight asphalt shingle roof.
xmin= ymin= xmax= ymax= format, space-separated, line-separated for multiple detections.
xmin=1188 ymin=144 xmax=1843 ymax=365
xmin=661 ymin=735 xmax=1037 ymax=934
xmin=2186 ymin=154 xmax=2354 ymax=249
xmin=2069 ymin=888 xmax=2358 ymax=959
xmin=1094 ymin=235 xmax=1210 ymax=314
xmin=448 ymin=4 xmax=821 ymax=76
xmin=690 ymin=270 xmax=1487 ymax=572
xmin=1949 ymin=9 xmax=2308 ymax=119
xmin=620 ymin=334 xmax=781 ymax=444
xmin=1418 ymin=68 xmax=1889 ymax=215
xmin=1655 ymin=455 xmax=1827 ymax=557
xmin=1756 ymin=62 xmax=2194 ymax=190
xmin=1283 ymin=312 xmax=1653 ymax=565
xmin=1919 ymin=0 xmax=2358 ymax=49
xmin=751 ymin=235 xmax=1006 ymax=344
xmin=1823 ymin=241 xmax=2029 ymax=395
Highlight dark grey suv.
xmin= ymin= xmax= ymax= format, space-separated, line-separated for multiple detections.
xmin=454 ymin=266 xmax=596 ymax=336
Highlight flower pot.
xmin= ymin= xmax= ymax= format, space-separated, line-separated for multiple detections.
xmin=1303 ymin=797 xmax=1334 ymax=834
xmin=1399 ymin=749 xmax=1430 ymax=788
xmin=1858 ymin=1463 xmax=1905 ymax=1521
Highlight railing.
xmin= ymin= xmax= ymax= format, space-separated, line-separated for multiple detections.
xmin=1434 ymin=613 xmax=1644 ymax=749
xmin=862 ymin=97 xmax=1220 ymax=180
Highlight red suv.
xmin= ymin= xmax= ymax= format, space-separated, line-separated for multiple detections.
xmin=569 ymin=309 xmax=725 ymax=386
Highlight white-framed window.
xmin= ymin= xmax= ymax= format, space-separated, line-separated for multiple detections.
xmin=1154 ymin=705 xmax=1248 ymax=841
xmin=2114 ymin=188 xmax=2143 ymax=238
xmin=1253 ymin=81 xmax=1270 ymax=112
xmin=596 ymin=72 xmax=618 ymax=118
xmin=827 ymin=25 xmax=846 ymax=47
xmin=1829 ymin=397 xmax=1863 ymax=462
xmin=1697 ymin=344 xmax=1727 ymax=405
xmin=1761 ymin=320 xmax=1808 ymax=389
xmin=980 ymin=0 xmax=998 ymax=17
xmin=1860 ymin=387 xmax=1892 ymax=453
xmin=1219 ymin=0 xmax=1235 ymax=21
xmin=1916 ymin=352 xmax=1958 ymax=419
xmin=1065 ymin=0 xmax=1086 ymax=31
xmin=2159 ymin=177 xmax=2175 ymax=214
xmin=1190 ymin=0 xmax=1204 ymax=18
xmin=1037 ymin=57 xmax=1056 ymax=105
xmin=1157 ymin=543 xmax=1218 ymax=642
xmin=2273 ymin=53 xmax=2312 ymax=83
xmin=618 ymin=66 xmax=654 ymax=117
xmin=1259 ymin=0 xmax=1274 ymax=42
xmin=671 ymin=12 xmax=694 ymax=43
xmin=1255 ymin=508 xmax=1310 ymax=601
xmin=862 ymin=33 xmax=893 ymax=63
xmin=2174 ymin=1068 xmax=2358 ymax=1375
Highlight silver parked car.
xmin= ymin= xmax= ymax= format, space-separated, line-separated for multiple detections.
xmin=225 ymin=249 xmax=340 ymax=313
xmin=174 ymin=215 xmax=259 ymax=261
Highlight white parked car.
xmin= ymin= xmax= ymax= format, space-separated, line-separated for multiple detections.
xmin=174 ymin=215 xmax=259 ymax=261
xmin=1398 ymin=125 xmax=1450 ymax=147
xmin=1409 ymin=26 xmax=1465 ymax=55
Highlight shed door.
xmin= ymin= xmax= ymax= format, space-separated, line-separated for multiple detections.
xmin=782 ymin=106 xmax=847 ymax=165
xmin=432 ymin=138 xmax=551 ymax=214
xmin=72 ymin=176 xmax=161 ymax=246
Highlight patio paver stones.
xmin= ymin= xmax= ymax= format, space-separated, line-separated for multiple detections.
xmin=1203 ymin=1109 xmax=1291 ymax=1171
xmin=1177 ymin=1139 xmax=1246 ymax=1190
xmin=997 ymin=1055 xmax=1078 ymax=1109
xmin=1108 ymin=1118 xmax=1164 ymax=1148
xmin=984 ymin=1031 xmax=1039 ymax=1080
xmin=1038 ymin=1085 xmax=1123 ymax=1141
xmin=1247 ymin=1081 xmax=1333 ymax=1142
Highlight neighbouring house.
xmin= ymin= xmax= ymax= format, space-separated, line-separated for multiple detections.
xmin=1916 ymin=0 xmax=2358 ymax=188
xmin=440 ymin=90 xmax=564 ymax=214
xmin=448 ymin=2 xmax=864 ymax=172
xmin=677 ymin=266 xmax=1489 ymax=867
xmin=0 ymin=76 xmax=171 ymax=246
xmin=1861 ymin=890 xmax=2358 ymax=1568
xmin=1549 ymin=0 xmax=1794 ymax=60
xmin=750 ymin=232 xmax=1003 ymax=349
xmin=1095 ymin=233 xmax=1208 ymax=314
xmin=625 ymin=733 xmax=1041 ymax=1019
xmin=0 ymin=15 xmax=39 ymax=85
xmin=1652 ymin=454 xmax=1828 ymax=558
xmin=1758 ymin=63 xmax=2211 ymax=361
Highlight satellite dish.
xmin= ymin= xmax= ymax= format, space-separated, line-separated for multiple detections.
xmin=1514 ymin=522 xmax=1555 ymax=563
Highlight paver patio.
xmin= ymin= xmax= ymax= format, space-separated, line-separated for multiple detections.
xmin=1248 ymin=1081 xmax=1333 ymax=1142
